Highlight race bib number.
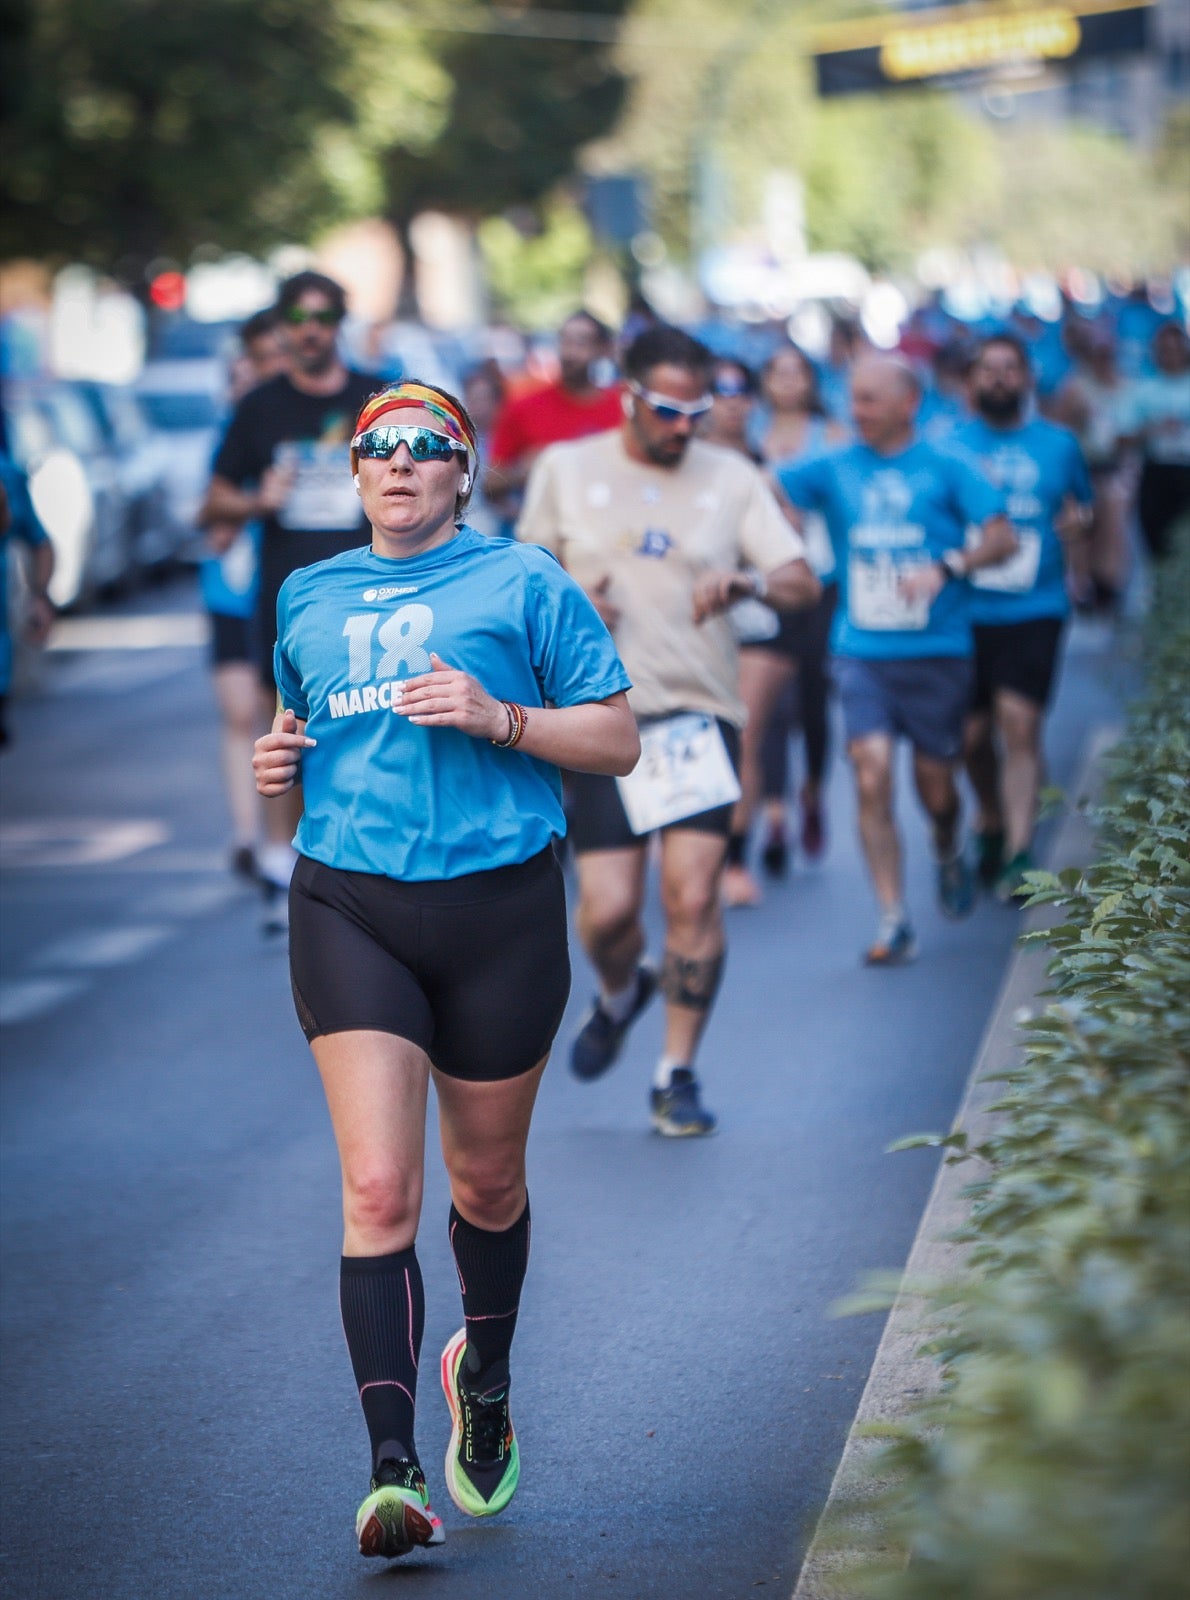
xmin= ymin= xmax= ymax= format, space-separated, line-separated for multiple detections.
xmin=968 ymin=529 xmax=1042 ymax=593
xmin=275 ymin=442 xmax=361 ymax=532
xmin=848 ymin=553 xmax=930 ymax=631
xmin=616 ymin=713 xmax=741 ymax=835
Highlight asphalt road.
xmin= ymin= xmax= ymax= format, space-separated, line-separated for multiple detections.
xmin=0 ymin=576 xmax=1125 ymax=1600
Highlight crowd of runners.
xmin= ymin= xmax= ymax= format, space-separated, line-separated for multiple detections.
xmin=160 ymin=269 xmax=1190 ymax=1563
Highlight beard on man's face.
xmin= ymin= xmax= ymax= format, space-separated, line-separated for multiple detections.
xmin=975 ymin=385 xmax=1024 ymax=422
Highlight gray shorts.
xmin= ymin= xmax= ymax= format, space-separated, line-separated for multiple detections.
xmin=833 ymin=654 xmax=973 ymax=763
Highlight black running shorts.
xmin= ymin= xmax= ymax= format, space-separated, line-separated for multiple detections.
xmin=971 ymin=617 xmax=1065 ymax=712
xmin=288 ymin=848 xmax=571 ymax=1081
xmin=208 ymin=611 xmax=254 ymax=668
xmin=567 ymin=716 xmax=741 ymax=853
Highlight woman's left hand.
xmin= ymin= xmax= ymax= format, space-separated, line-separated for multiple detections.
xmin=393 ymin=653 xmax=508 ymax=740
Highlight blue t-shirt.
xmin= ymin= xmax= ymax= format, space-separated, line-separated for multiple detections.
xmin=275 ymin=526 xmax=632 ymax=880
xmin=778 ymin=438 xmax=1003 ymax=660
xmin=952 ymin=417 xmax=1092 ymax=625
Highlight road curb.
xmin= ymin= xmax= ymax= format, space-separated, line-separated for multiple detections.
xmin=791 ymin=724 xmax=1121 ymax=1600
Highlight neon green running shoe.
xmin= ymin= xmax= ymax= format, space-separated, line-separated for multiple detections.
xmin=355 ymin=1457 xmax=445 ymax=1559
xmin=440 ymin=1327 xmax=520 ymax=1517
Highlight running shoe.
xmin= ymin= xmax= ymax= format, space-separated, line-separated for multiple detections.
xmin=441 ymin=1328 xmax=519 ymax=1518
xmin=760 ymin=829 xmax=789 ymax=879
xmin=722 ymin=863 xmax=763 ymax=908
xmin=864 ymin=919 xmax=917 ymax=967
xmin=995 ymin=851 xmax=1034 ymax=905
xmin=649 ymin=1068 xmax=717 ymax=1137
xmin=231 ymin=845 xmax=258 ymax=883
xmin=800 ymin=789 xmax=826 ymax=861
xmin=260 ymin=878 xmax=289 ymax=937
xmin=973 ymin=829 xmax=1005 ymax=891
xmin=937 ymin=854 xmax=975 ymax=920
xmin=570 ymin=961 xmax=658 ymax=1081
xmin=355 ymin=1457 xmax=445 ymax=1559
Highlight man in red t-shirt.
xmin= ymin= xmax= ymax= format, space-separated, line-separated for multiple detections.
xmin=483 ymin=311 xmax=622 ymax=505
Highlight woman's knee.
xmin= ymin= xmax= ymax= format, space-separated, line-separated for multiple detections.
xmin=447 ymin=1153 xmax=525 ymax=1228
xmin=343 ymin=1163 xmax=422 ymax=1244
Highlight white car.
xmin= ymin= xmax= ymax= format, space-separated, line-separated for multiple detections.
xmin=3 ymin=380 xmax=133 ymax=610
xmin=134 ymin=359 xmax=228 ymax=547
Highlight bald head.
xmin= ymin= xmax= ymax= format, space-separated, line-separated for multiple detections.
xmin=851 ymin=354 xmax=922 ymax=451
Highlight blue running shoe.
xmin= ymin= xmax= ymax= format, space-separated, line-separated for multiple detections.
xmin=649 ymin=1068 xmax=717 ymax=1137
xmin=570 ymin=961 xmax=658 ymax=1081
xmin=937 ymin=854 xmax=975 ymax=920
xmin=864 ymin=919 xmax=918 ymax=967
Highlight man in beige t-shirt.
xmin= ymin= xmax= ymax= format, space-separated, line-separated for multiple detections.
xmin=518 ymin=325 xmax=819 ymax=1137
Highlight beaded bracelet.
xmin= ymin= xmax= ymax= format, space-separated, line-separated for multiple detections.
xmin=491 ymin=701 xmax=528 ymax=749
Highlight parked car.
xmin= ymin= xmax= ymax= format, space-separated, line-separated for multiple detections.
xmin=2 ymin=380 xmax=132 ymax=609
xmin=134 ymin=359 xmax=226 ymax=547
xmin=76 ymin=381 xmax=184 ymax=574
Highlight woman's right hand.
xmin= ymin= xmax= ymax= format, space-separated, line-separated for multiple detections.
xmin=253 ymin=709 xmax=316 ymax=796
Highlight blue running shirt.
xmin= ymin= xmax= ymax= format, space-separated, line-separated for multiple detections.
xmin=275 ymin=527 xmax=631 ymax=880
xmin=952 ymin=417 xmax=1092 ymax=624
xmin=777 ymin=439 xmax=1003 ymax=660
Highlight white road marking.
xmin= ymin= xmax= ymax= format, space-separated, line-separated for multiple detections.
xmin=0 ymin=821 xmax=170 ymax=870
xmin=0 ymin=978 xmax=90 ymax=1026
xmin=29 ymin=925 xmax=172 ymax=972
xmin=46 ymin=615 xmax=209 ymax=651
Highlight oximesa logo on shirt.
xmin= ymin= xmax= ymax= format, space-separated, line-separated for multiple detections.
xmin=362 ymin=585 xmax=419 ymax=602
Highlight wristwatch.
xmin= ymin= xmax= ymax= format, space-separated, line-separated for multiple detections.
xmin=939 ymin=548 xmax=967 ymax=582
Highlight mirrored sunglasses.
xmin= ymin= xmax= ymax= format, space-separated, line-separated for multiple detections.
xmin=353 ymin=425 xmax=468 ymax=464
xmin=629 ymin=381 xmax=713 ymax=422
xmin=283 ymin=307 xmax=341 ymax=326
xmin=713 ymin=376 xmax=752 ymax=398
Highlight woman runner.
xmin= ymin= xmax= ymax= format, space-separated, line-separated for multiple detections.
xmin=253 ymin=380 xmax=638 ymax=1559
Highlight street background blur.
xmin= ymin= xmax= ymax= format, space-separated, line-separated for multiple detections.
xmin=1 ymin=5 xmax=1188 ymax=1598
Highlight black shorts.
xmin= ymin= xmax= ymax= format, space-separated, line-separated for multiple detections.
xmin=288 ymin=848 xmax=570 ymax=1081
xmin=972 ymin=617 xmax=1065 ymax=712
xmin=743 ymin=581 xmax=838 ymax=663
xmin=568 ymin=716 xmax=741 ymax=853
xmin=208 ymin=611 xmax=255 ymax=668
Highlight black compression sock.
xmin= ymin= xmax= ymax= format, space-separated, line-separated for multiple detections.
xmin=448 ymin=1199 xmax=531 ymax=1386
xmin=340 ymin=1246 xmax=425 ymax=1470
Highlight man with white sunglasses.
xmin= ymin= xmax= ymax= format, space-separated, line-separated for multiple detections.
xmin=518 ymin=326 xmax=820 ymax=1136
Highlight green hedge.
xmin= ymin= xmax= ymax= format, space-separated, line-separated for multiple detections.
xmin=829 ymin=539 xmax=1190 ymax=1600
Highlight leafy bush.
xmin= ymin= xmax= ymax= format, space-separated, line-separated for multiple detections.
xmin=828 ymin=539 xmax=1190 ymax=1600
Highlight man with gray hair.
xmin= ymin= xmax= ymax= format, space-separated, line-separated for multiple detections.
xmin=777 ymin=355 xmax=1017 ymax=965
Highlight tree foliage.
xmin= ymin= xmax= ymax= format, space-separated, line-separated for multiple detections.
xmin=600 ymin=0 xmax=1188 ymax=274
xmin=0 ymin=0 xmax=628 ymax=278
xmin=381 ymin=0 xmax=631 ymax=225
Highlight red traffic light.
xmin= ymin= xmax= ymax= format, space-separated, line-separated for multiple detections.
xmin=149 ymin=271 xmax=186 ymax=311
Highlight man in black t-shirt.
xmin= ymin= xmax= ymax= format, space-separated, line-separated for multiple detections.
xmin=202 ymin=269 xmax=377 ymax=930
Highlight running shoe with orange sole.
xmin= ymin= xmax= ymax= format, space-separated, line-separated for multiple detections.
xmin=355 ymin=1458 xmax=445 ymax=1558
xmin=440 ymin=1327 xmax=520 ymax=1518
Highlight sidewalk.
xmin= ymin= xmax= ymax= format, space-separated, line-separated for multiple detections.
xmin=792 ymin=723 xmax=1120 ymax=1600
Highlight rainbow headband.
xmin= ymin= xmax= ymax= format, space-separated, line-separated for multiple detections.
xmin=351 ymin=382 xmax=478 ymax=471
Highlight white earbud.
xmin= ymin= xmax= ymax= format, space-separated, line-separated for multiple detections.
xmin=353 ymin=473 xmax=360 ymax=493
xmin=621 ymin=391 xmax=635 ymax=420
xmin=459 ymin=473 xmax=471 ymax=493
